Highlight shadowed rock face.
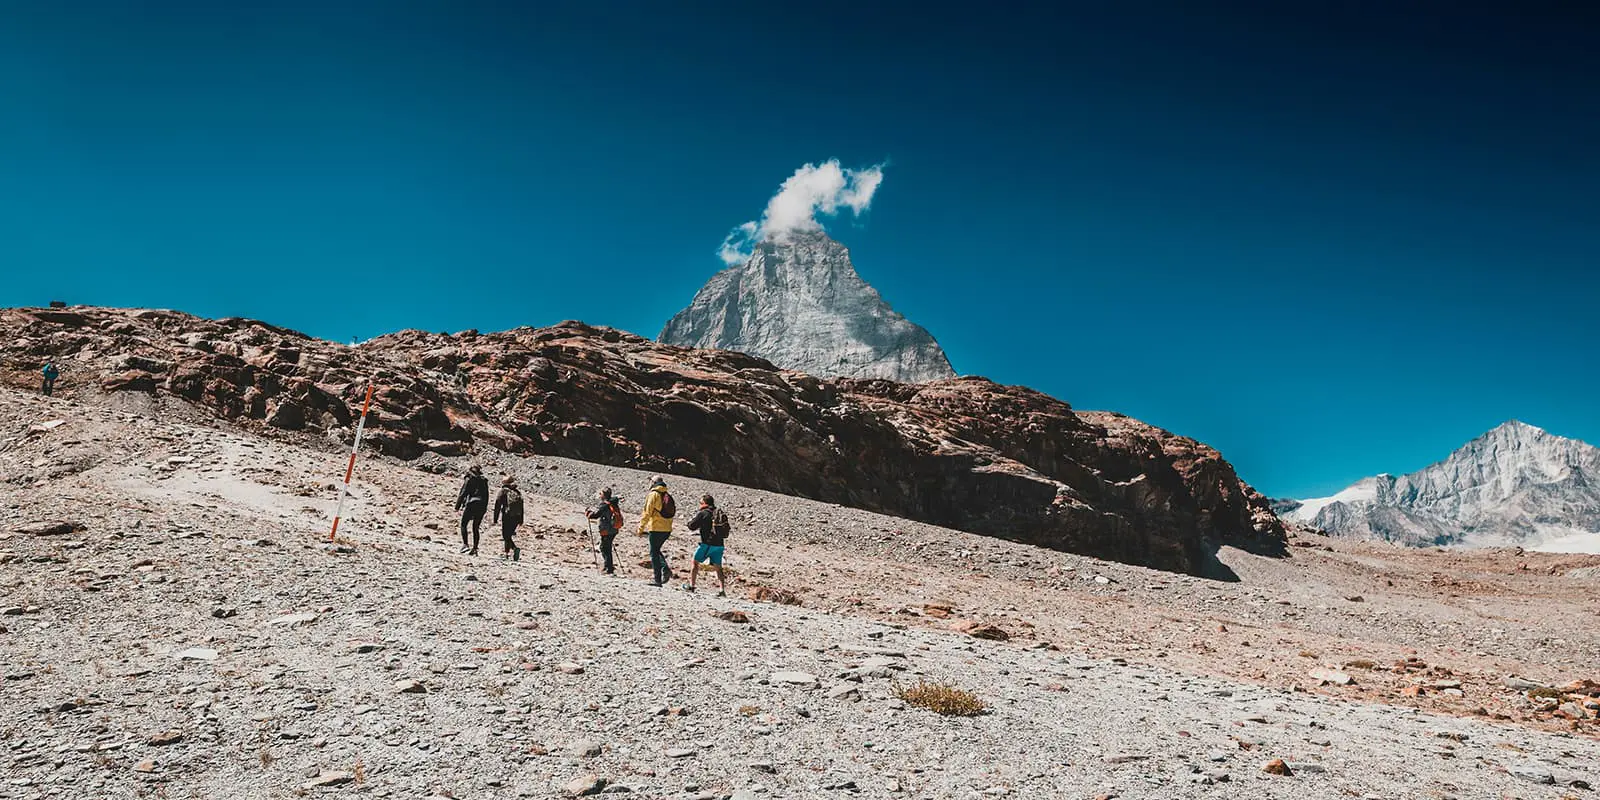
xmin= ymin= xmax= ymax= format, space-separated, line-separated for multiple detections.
xmin=1 ymin=306 xmax=1286 ymax=575
xmin=660 ymin=230 xmax=956 ymax=383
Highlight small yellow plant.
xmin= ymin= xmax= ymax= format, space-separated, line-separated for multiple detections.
xmin=894 ymin=681 xmax=986 ymax=717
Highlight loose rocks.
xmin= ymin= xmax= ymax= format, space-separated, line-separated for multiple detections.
xmin=302 ymin=770 xmax=355 ymax=789
xmin=564 ymin=774 xmax=606 ymax=796
xmin=770 ymin=671 xmax=819 ymax=687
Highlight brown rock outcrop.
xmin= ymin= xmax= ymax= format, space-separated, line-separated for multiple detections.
xmin=0 ymin=306 xmax=1287 ymax=575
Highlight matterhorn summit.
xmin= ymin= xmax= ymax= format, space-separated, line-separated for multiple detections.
xmin=660 ymin=228 xmax=957 ymax=383
xmin=1283 ymin=421 xmax=1600 ymax=552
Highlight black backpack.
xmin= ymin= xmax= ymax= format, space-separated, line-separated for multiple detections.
xmin=658 ymin=491 xmax=676 ymax=519
xmin=504 ymin=487 xmax=523 ymax=517
xmin=712 ymin=508 xmax=731 ymax=538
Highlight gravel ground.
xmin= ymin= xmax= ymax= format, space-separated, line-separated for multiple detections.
xmin=463 ymin=449 xmax=1600 ymax=729
xmin=1 ymin=386 xmax=1597 ymax=800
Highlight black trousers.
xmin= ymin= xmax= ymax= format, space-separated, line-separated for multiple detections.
xmin=459 ymin=503 xmax=484 ymax=549
xmin=500 ymin=518 xmax=519 ymax=551
xmin=599 ymin=531 xmax=615 ymax=572
xmin=42 ymin=378 xmax=55 ymax=397
xmin=648 ymin=532 xmax=671 ymax=584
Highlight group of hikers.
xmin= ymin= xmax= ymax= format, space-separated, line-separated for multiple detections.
xmin=454 ymin=466 xmax=730 ymax=595
xmin=33 ymin=355 xmax=731 ymax=594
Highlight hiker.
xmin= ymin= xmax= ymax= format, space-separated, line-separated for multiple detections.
xmin=41 ymin=361 xmax=60 ymax=396
xmin=637 ymin=476 xmax=677 ymax=586
xmin=684 ymin=494 xmax=730 ymax=597
xmin=454 ymin=464 xmax=489 ymax=555
xmin=585 ymin=487 xmax=622 ymax=574
xmin=492 ymin=474 xmax=523 ymax=561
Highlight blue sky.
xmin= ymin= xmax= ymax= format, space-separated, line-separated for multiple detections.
xmin=2 ymin=1 xmax=1596 ymax=498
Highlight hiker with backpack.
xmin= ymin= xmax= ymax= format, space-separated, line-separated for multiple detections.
xmin=455 ymin=464 xmax=489 ymax=555
xmin=41 ymin=361 xmax=60 ymax=396
xmin=684 ymin=494 xmax=730 ymax=596
xmin=585 ymin=487 xmax=622 ymax=574
xmin=492 ymin=474 xmax=524 ymax=561
xmin=637 ymin=476 xmax=676 ymax=587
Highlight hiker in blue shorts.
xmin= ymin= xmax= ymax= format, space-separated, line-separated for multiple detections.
xmin=684 ymin=494 xmax=730 ymax=597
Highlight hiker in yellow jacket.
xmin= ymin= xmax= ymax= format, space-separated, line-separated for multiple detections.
xmin=638 ymin=476 xmax=676 ymax=587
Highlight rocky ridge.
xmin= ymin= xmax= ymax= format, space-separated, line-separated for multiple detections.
xmin=1285 ymin=421 xmax=1600 ymax=550
xmin=659 ymin=229 xmax=956 ymax=383
xmin=0 ymin=305 xmax=1285 ymax=575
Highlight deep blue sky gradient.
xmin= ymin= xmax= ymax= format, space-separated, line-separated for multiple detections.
xmin=2 ymin=1 xmax=1596 ymax=498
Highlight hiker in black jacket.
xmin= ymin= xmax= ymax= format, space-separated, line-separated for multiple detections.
xmin=492 ymin=474 xmax=523 ymax=562
xmin=455 ymin=465 xmax=489 ymax=555
xmin=585 ymin=487 xmax=621 ymax=574
xmin=684 ymin=494 xmax=729 ymax=596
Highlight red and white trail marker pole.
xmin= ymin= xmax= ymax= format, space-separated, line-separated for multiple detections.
xmin=329 ymin=381 xmax=375 ymax=542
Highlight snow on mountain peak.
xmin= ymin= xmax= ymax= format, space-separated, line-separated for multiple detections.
xmin=659 ymin=229 xmax=957 ymax=383
xmin=1284 ymin=422 xmax=1600 ymax=552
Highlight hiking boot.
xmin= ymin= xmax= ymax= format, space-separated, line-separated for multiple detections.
xmin=459 ymin=546 xmax=470 ymax=554
xmin=512 ymin=547 xmax=521 ymax=562
xmin=682 ymin=584 xmax=695 ymax=592
xmin=469 ymin=547 xmax=478 ymax=556
xmin=716 ymin=590 xmax=726 ymax=598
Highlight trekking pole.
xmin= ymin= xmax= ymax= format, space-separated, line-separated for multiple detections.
xmin=329 ymin=380 xmax=375 ymax=542
xmin=586 ymin=518 xmax=599 ymax=567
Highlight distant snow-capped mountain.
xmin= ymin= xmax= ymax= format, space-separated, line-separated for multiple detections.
xmin=659 ymin=229 xmax=956 ymax=383
xmin=1282 ymin=421 xmax=1600 ymax=553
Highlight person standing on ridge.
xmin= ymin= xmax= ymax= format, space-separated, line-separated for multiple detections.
xmin=455 ymin=464 xmax=489 ymax=555
xmin=41 ymin=361 xmax=60 ymax=396
xmin=586 ymin=487 xmax=622 ymax=574
xmin=637 ymin=476 xmax=676 ymax=587
xmin=684 ymin=494 xmax=730 ymax=597
xmin=492 ymin=474 xmax=523 ymax=562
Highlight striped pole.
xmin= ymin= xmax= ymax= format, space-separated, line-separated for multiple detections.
xmin=329 ymin=381 xmax=375 ymax=542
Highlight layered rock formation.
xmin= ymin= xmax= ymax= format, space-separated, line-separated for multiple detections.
xmin=1284 ymin=421 xmax=1600 ymax=550
xmin=659 ymin=230 xmax=956 ymax=383
xmin=0 ymin=306 xmax=1286 ymax=574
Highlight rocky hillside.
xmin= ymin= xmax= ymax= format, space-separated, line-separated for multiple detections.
xmin=0 ymin=305 xmax=1285 ymax=575
xmin=659 ymin=229 xmax=956 ymax=383
xmin=6 ymin=387 xmax=1597 ymax=799
xmin=1284 ymin=421 xmax=1600 ymax=551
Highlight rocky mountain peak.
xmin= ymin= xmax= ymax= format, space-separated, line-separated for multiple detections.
xmin=1495 ymin=419 xmax=1541 ymax=433
xmin=658 ymin=230 xmax=957 ymax=383
xmin=1284 ymin=421 xmax=1600 ymax=551
xmin=1472 ymin=420 xmax=1550 ymax=449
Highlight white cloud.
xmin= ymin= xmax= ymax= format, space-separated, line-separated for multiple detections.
xmin=716 ymin=221 xmax=758 ymax=266
xmin=718 ymin=159 xmax=886 ymax=265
